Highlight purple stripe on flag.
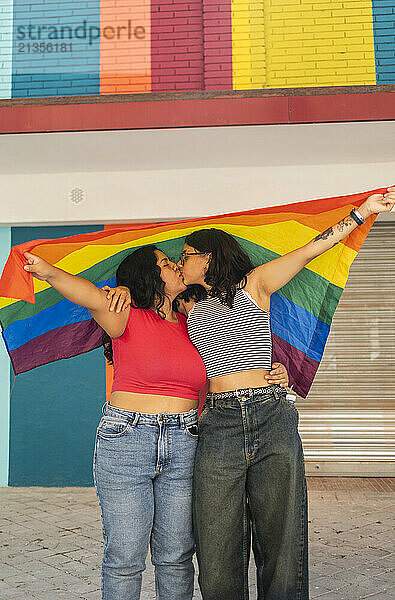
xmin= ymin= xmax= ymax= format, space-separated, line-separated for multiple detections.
xmin=272 ymin=334 xmax=319 ymax=398
xmin=8 ymin=319 xmax=104 ymax=375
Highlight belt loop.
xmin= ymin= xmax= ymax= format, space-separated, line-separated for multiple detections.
xmin=179 ymin=412 xmax=185 ymax=428
xmin=209 ymin=395 xmax=214 ymax=409
xmin=131 ymin=413 xmax=139 ymax=427
xmin=102 ymin=401 xmax=108 ymax=415
xmin=235 ymin=389 xmax=240 ymax=399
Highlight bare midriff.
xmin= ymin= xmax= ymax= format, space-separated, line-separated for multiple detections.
xmin=208 ymin=368 xmax=272 ymax=393
xmin=110 ymin=390 xmax=198 ymax=414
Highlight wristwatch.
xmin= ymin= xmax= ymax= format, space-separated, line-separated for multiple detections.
xmin=350 ymin=208 xmax=366 ymax=226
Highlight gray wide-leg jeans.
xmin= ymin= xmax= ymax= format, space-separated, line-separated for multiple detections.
xmin=193 ymin=384 xmax=309 ymax=600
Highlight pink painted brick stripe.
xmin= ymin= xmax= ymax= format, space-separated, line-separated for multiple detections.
xmin=203 ymin=0 xmax=232 ymax=90
xmin=151 ymin=0 xmax=204 ymax=92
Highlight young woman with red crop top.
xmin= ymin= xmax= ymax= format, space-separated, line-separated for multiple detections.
xmin=106 ymin=190 xmax=395 ymax=600
xmin=22 ymin=245 xmax=208 ymax=600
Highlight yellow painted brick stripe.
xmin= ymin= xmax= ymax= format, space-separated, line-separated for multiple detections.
xmin=232 ymin=0 xmax=266 ymax=89
xmin=262 ymin=0 xmax=375 ymax=89
xmin=232 ymin=0 xmax=253 ymax=89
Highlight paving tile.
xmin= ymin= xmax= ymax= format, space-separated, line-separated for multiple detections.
xmin=3 ymin=573 xmax=38 ymax=587
xmin=81 ymin=591 xmax=101 ymax=600
xmin=310 ymin=576 xmax=338 ymax=596
xmin=360 ymin=587 xmax=395 ymax=599
xmin=45 ymin=573 xmax=91 ymax=590
xmin=334 ymin=584 xmax=392 ymax=599
xmin=65 ymin=582 xmax=100 ymax=595
xmin=370 ymin=554 xmax=395 ymax=569
xmin=370 ymin=571 xmax=395 ymax=587
xmin=14 ymin=579 xmax=56 ymax=594
xmin=349 ymin=564 xmax=393 ymax=578
xmin=0 ymin=592 xmax=35 ymax=600
xmin=40 ymin=554 xmax=76 ymax=567
xmin=0 ymin=564 xmax=23 ymax=578
xmin=33 ymin=590 xmax=81 ymax=600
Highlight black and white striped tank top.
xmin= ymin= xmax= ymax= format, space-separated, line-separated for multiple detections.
xmin=187 ymin=288 xmax=272 ymax=379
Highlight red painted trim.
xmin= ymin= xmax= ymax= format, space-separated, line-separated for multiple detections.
xmin=0 ymin=92 xmax=394 ymax=134
xmin=289 ymin=92 xmax=395 ymax=123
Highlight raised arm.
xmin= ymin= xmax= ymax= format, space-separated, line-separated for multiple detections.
xmin=23 ymin=252 xmax=128 ymax=338
xmin=249 ymin=189 xmax=395 ymax=297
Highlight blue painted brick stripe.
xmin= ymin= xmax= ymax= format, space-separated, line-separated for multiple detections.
xmin=0 ymin=0 xmax=13 ymax=99
xmin=12 ymin=0 xmax=100 ymax=98
xmin=372 ymin=0 xmax=395 ymax=84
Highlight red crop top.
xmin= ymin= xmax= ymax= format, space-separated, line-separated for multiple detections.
xmin=111 ymin=307 xmax=207 ymax=401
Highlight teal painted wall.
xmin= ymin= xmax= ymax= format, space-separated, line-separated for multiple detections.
xmin=9 ymin=350 xmax=105 ymax=485
xmin=7 ymin=225 xmax=105 ymax=486
xmin=0 ymin=227 xmax=11 ymax=486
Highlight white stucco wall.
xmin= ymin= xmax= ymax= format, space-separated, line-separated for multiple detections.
xmin=1 ymin=122 xmax=394 ymax=226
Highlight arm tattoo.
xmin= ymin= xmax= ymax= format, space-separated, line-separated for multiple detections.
xmin=314 ymin=227 xmax=334 ymax=242
xmin=336 ymin=216 xmax=354 ymax=232
xmin=313 ymin=216 xmax=354 ymax=243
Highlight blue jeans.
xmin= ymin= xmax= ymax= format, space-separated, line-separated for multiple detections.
xmin=93 ymin=402 xmax=199 ymax=600
xmin=193 ymin=385 xmax=309 ymax=600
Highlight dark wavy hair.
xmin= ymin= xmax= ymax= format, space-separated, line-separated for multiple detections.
xmin=103 ymin=245 xmax=167 ymax=364
xmin=185 ymin=228 xmax=254 ymax=307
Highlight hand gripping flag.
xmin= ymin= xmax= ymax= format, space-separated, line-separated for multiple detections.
xmin=0 ymin=188 xmax=385 ymax=397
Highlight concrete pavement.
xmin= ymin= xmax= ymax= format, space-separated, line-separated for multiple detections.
xmin=0 ymin=478 xmax=394 ymax=600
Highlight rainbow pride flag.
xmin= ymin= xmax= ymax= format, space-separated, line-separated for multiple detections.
xmin=0 ymin=188 xmax=384 ymax=397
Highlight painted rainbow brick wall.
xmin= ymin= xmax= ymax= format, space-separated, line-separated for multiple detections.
xmin=0 ymin=1 xmax=394 ymax=99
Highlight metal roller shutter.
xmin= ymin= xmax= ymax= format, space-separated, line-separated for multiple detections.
xmin=298 ymin=222 xmax=395 ymax=476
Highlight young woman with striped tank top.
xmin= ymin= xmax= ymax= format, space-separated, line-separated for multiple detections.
xmin=174 ymin=191 xmax=394 ymax=600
